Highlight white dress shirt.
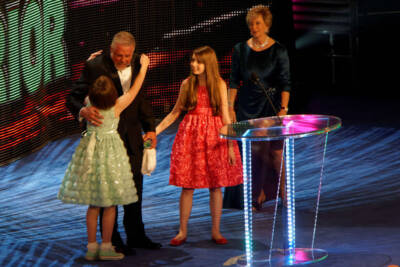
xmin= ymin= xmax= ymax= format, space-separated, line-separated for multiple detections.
xmin=118 ymin=66 xmax=132 ymax=94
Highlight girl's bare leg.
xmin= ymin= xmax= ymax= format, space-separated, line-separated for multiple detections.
xmin=209 ymin=188 xmax=224 ymax=239
xmin=101 ymin=206 xmax=116 ymax=243
xmin=87 ymin=206 xmax=100 ymax=243
xmin=174 ymin=188 xmax=194 ymax=240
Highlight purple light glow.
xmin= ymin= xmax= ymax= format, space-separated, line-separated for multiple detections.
xmin=282 ymin=115 xmax=322 ymax=135
xmin=69 ymin=0 xmax=119 ymax=9
xmin=295 ymin=250 xmax=309 ymax=262
xmin=292 ymin=6 xmax=310 ymax=12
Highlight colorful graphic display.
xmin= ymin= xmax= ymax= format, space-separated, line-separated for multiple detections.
xmin=0 ymin=0 xmax=263 ymax=164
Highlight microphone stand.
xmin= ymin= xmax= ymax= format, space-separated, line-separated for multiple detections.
xmin=250 ymin=72 xmax=283 ymax=124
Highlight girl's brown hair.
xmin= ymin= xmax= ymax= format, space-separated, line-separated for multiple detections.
xmin=182 ymin=46 xmax=222 ymax=115
xmin=89 ymin=75 xmax=118 ymax=109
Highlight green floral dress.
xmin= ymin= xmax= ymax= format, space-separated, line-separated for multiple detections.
xmin=58 ymin=105 xmax=138 ymax=207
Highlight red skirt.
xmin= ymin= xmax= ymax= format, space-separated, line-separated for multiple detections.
xmin=169 ymin=112 xmax=243 ymax=189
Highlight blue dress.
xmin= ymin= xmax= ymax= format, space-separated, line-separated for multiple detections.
xmin=58 ymin=105 xmax=138 ymax=207
xmin=223 ymin=41 xmax=291 ymax=209
xmin=230 ymin=41 xmax=291 ymax=121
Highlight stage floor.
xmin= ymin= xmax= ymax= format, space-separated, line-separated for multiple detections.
xmin=1 ymin=104 xmax=400 ymax=266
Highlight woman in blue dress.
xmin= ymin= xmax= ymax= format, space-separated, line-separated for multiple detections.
xmin=223 ymin=5 xmax=291 ymax=210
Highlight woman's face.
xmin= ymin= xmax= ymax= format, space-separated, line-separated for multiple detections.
xmin=190 ymin=55 xmax=205 ymax=75
xmin=248 ymin=15 xmax=269 ymax=38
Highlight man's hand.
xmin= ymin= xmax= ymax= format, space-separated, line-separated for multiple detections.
xmin=80 ymin=106 xmax=104 ymax=126
xmin=143 ymin=131 xmax=157 ymax=149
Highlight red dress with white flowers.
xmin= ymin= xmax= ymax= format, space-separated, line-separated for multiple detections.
xmin=169 ymin=85 xmax=243 ymax=188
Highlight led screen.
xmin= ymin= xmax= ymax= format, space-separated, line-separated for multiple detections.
xmin=0 ymin=0 xmax=272 ymax=164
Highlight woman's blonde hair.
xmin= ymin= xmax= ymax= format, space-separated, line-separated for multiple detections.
xmin=181 ymin=46 xmax=222 ymax=116
xmin=246 ymin=5 xmax=272 ymax=29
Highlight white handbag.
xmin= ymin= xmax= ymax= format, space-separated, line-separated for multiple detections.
xmin=141 ymin=148 xmax=156 ymax=176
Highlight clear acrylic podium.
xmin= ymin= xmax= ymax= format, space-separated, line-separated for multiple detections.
xmin=220 ymin=114 xmax=341 ymax=266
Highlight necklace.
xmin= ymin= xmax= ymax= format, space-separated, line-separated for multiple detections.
xmin=251 ymin=37 xmax=269 ymax=49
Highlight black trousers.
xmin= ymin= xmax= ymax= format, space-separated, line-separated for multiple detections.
xmin=100 ymin=148 xmax=146 ymax=245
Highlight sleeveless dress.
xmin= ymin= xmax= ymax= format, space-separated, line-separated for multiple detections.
xmin=58 ymin=105 xmax=138 ymax=207
xmin=169 ymin=85 xmax=243 ymax=188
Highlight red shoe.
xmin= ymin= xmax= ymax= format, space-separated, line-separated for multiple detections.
xmin=170 ymin=237 xmax=186 ymax=246
xmin=212 ymin=237 xmax=228 ymax=245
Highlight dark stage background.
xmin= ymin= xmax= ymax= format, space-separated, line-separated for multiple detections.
xmin=1 ymin=0 xmax=399 ymax=164
xmin=1 ymin=1 xmax=400 ymax=266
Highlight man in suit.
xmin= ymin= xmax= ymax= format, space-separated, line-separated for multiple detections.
xmin=66 ymin=31 xmax=161 ymax=255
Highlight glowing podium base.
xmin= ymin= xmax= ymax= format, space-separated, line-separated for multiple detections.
xmin=236 ymin=248 xmax=328 ymax=266
xmin=220 ymin=115 xmax=341 ymax=266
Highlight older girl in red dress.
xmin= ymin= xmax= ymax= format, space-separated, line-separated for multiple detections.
xmin=156 ymin=46 xmax=242 ymax=245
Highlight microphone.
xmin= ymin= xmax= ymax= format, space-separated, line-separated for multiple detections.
xmin=251 ymin=72 xmax=275 ymax=95
xmin=250 ymin=72 xmax=282 ymax=124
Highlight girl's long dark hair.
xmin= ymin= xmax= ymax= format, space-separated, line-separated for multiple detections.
xmin=181 ymin=46 xmax=222 ymax=115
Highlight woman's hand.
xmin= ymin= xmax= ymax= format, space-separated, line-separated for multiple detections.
xmin=277 ymin=109 xmax=287 ymax=117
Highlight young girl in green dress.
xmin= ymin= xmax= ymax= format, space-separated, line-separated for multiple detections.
xmin=58 ymin=54 xmax=149 ymax=260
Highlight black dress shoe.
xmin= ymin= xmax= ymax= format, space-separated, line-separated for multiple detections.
xmin=128 ymin=236 xmax=162 ymax=250
xmin=114 ymin=243 xmax=136 ymax=256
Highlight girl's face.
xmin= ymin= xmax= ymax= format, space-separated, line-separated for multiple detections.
xmin=248 ymin=15 xmax=269 ymax=38
xmin=190 ymin=55 xmax=205 ymax=75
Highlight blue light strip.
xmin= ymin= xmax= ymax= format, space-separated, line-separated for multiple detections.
xmin=242 ymin=139 xmax=253 ymax=265
xmin=285 ymin=138 xmax=296 ymax=258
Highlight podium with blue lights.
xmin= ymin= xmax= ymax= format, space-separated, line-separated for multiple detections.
xmin=220 ymin=114 xmax=341 ymax=266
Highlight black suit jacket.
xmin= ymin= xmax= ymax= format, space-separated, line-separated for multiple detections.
xmin=66 ymin=52 xmax=155 ymax=174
